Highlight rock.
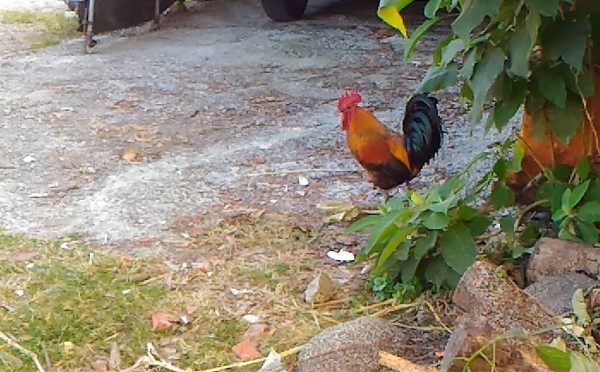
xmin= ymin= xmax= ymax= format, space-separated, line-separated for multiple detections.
xmin=442 ymin=260 xmax=558 ymax=372
xmin=258 ymin=349 xmax=287 ymax=372
xmin=525 ymin=273 xmax=597 ymax=314
xmin=441 ymin=315 xmax=551 ymax=372
xmin=527 ymin=238 xmax=600 ymax=283
xmin=304 ymin=271 xmax=336 ymax=305
xmin=453 ymin=260 xmax=556 ymax=332
xmin=91 ymin=359 xmax=109 ymax=372
xmin=297 ymin=316 xmax=408 ymax=372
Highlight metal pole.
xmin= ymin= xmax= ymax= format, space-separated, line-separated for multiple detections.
xmin=84 ymin=0 xmax=95 ymax=52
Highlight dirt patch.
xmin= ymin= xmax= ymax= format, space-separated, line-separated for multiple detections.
xmin=0 ymin=0 xmax=514 ymax=247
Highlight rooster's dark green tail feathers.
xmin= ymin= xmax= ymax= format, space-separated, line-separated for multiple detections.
xmin=401 ymin=94 xmax=444 ymax=171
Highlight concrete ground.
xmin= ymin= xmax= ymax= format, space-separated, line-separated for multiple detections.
xmin=0 ymin=0 xmax=511 ymax=248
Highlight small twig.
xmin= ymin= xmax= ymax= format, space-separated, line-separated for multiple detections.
xmin=424 ymin=301 xmax=452 ymax=333
xmin=373 ymin=302 xmax=419 ymax=318
xmin=247 ymin=169 xmax=358 ymax=177
xmin=393 ymin=322 xmax=449 ymax=332
xmin=0 ymin=331 xmax=45 ymax=372
xmin=572 ymin=67 xmax=599 ymax=156
xmin=355 ymin=298 xmax=395 ymax=313
xmin=311 ymin=298 xmax=349 ymax=308
xmin=515 ymin=133 xmax=550 ymax=179
xmin=41 ymin=343 xmax=51 ymax=372
xmin=310 ymin=311 xmax=321 ymax=330
xmin=121 ymin=343 xmax=187 ymax=372
xmin=514 ymin=199 xmax=549 ymax=230
xmin=197 ymin=346 xmax=302 ymax=372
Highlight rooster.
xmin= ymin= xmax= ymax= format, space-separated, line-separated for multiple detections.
xmin=337 ymin=89 xmax=443 ymax=200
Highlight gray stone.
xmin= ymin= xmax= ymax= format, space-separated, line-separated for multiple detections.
xmin=527 ymin=238 xmax=600 ymax=283
xmin=525 ymin=273 xmax=597 ymax=314
xmin=296 ymin=316 xmax=406 ymax=372
xmin=443 ymin=260 xmax=558 ymax=372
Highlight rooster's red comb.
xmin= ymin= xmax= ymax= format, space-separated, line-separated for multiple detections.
xmin=337 ymin=89 xmax=362 ymax=111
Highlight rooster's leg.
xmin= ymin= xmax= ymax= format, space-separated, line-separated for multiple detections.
xmin=381 ymin=190 xmax=390 ymax=203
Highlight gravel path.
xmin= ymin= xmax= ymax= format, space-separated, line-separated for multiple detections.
xmin=0 ymin=0 xmax=512 ymax=246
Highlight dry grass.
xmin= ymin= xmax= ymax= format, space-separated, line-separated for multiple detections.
xmin=0 ymin=213 xmax=383 ymax=371
xmin=0 ymin=10 xmax=79 ymax=49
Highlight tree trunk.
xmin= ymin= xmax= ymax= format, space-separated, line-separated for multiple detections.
xmin=506 ymin=66 xmax=600 ymax=203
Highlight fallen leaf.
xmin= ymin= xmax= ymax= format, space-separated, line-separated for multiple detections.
xmin=186 ymin=306 xmax=198 ymax=315
xmin=120 ymin=255 xmax=134 ymax=264
xmin=232 ymin=338 xmax=262 ymax=360
xmin=304 ymin=271 xmax=336 ymax=304
xmin=253 ymin=156 xmax=266 ymax=165
xmin=122 ymin=147 xmax=140 ymax=163
xmin=11 ymin=251 xmax=39 ymax=262
xmin=243 ymin=323 xmax=267 ymax=343
xmin=151 ymin=312 xmax=174 ymax=331
xmin=91 ymin=360 xmax=109 ymax=372
xmin=137 ymin=236 xmax=154 ymax=245
xmin=258 ymin=349 xmax=283 ymax=372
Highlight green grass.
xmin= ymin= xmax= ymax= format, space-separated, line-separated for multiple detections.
xmin=0 ymin=215 xmax=377 ymax=371
xmin=0 ymin=10 xmax=79 ymax=49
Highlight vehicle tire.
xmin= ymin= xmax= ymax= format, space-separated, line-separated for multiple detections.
xmin=261 ymin=0 xmax=308 ymax=21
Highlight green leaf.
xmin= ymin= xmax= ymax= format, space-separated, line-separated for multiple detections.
xmin=439 ymin=222 xmax=478 ymax=274
xmin=490 ymin=183 xmax=515 ymax=209
xmin=499 ymin=215 xmax=515 ymax=234
xmin=492 ymin=78 xmax=527 ymax=129
xmin=460 ymin=49 xmax=478 ymax=79
xmin=360 ymin=211 xmax=403 ymax=258
xmin=424 ymin=255 xmax=455 ymax=288
xmin=423 ymin=212 xmax=451 ymax=230
xmin=418 ymin=64 xmax=458 ymax=93
xmin=561 ymin=188 xmax=572 ymax=213
xmin=552 ymin=207 xmax=568 ymax=222
xmin=535 ymin=345 xmax=571 ymax=372
xmin=511 ymin=141 xmax=525 ymax=173
xmin=414 ymin=231 xmax=438 ymax=259
xmin=424 ymin=0 xmax=442 ymax=18
xmin=538 ymin=72 xmax=567 ymax=108
xmin=548 ymin=100 xmax=584 ymax=143
xmin=440 ymin=38 xmax=464 ymax=66
xmin=400 ymin=255 xmax=422 ymax=283
xmin=451 ymin=0 xmax=501 ymax=40
xmin=507 ymin=26 xmax=533 ymax=78
xmin=379 ymin=228 xmax=411 ymax=265
xmin=433 ymin=34 xmax=454 ymax=65
xmin=470 ymin=47 xmax=505 ymax=111
xmin=465 ymin=216 xmax=491 ymax=237
xmin=394 ymin=239 xmax=412 ymax=261
xmin=558 ymin=225 xmax=579 ymax=241
xmin=575 ymin=157 xmax=591 ymax=180
xmin=575 ymin=219 xmax=599 ymax=244
xmin=569 ymin=180 xmax=590 ymax=209
xmin=578 ymin=201 xmax=600 ymax=222
xmin=525 ymin=0 xmax=559 ymax=17
xmin=563 ymin=67 xmax=596 ymax=98
xmin=345 ymin=214 xmax=382 ymax=234
xmin=542 ymin=16 xmax=592 ymax=70
xmin=404 ymin=17 xmax=439 ymax=60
